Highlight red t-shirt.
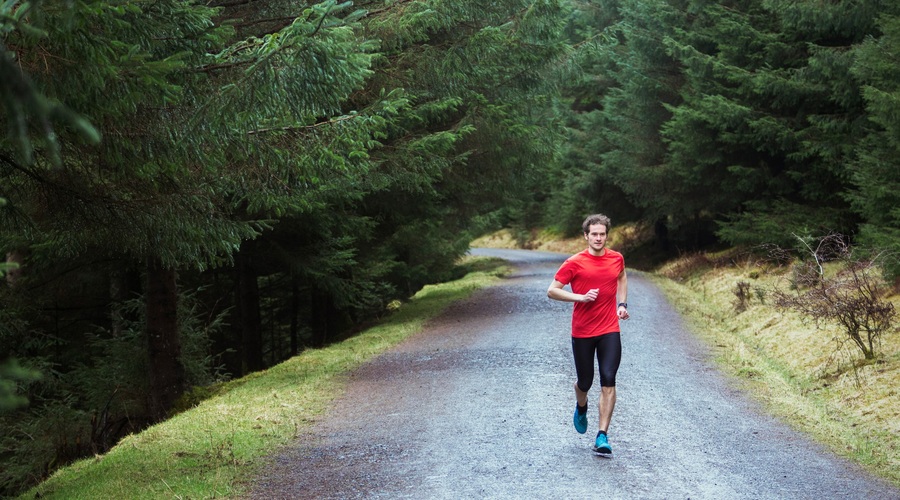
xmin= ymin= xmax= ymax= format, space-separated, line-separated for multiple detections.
xmin=554 ymin=249 xmax=624 ymax=338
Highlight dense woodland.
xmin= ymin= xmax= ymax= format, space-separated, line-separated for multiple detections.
xmin=1 ymin=0 xmax=898 ymax=494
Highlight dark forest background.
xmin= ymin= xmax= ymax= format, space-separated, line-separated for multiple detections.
xmin=2 ymin=0 xmax=898 ymax=494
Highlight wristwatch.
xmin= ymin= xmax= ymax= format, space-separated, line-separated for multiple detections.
xmin=618 ymin=302 xmax=627 ymax=309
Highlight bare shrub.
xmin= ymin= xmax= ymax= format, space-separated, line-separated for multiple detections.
xmin=733 ymin=281 xmax=751 ymax=312
xmin=790 ymin=260 xmax=821 ymax=289
xmin=773 ymin=234 xmax=896 ymax=360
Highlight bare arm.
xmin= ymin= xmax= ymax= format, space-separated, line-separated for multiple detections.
xmin=616 ymin=269 xmax=629 ymax=319
xmin=547 ymin=280 xmax=598 ymax=303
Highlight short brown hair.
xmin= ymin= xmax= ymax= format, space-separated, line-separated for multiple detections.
xmin=582 ymin=214 xmax=611 ymax=235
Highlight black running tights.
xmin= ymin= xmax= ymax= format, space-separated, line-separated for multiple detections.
xmin=572 ymin=332 xmax=622 ymax=392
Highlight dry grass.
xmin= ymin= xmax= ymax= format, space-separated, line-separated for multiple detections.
xmin=652 ymin=254 xmax=900 ymax=486
xmin=470 ymin=229 xmax=522 ymax=249
xmin=471 ymin=223 xmax=648 ymax=256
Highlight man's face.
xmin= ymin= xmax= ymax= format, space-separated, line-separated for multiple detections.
xmin=584 ymin=223 xmax=608 ymax=253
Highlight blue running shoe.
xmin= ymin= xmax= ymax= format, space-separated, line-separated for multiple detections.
xmin=593 ymin=431 xmax=612 ymax=456
xmin=573 ymin=405 xmax=587 ymax=434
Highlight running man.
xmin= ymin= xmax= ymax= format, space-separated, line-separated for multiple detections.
xmin=547 ymin=213 xmax=628 ymax=456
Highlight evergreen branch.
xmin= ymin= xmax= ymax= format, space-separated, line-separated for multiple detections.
xmin=0 ymin=152 xmax=49 ymax=186
xmin=234 ymin=16 xmax=300 ymax=29
xmin=199 ymin=4 xmax=335 ymax=74
xmin=571 ymin=31 xmax=609 ymax=49
xmin=194 ymin=60 xmax=252 ymax=74
xmin=309 ymin=3 xmax=333 ymax=38
xmin=212 ymin=0 xmax=261 ymax=9
xmin=362 ymin=0 xmax=416 ymax=17
xmin=0 ymin=152 xmax=169 ymax=213
xmin=247 ymin=114 xmax=357 ymax=135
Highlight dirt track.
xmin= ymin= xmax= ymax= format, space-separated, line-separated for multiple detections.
xmin=246 ymin=248 xmax=900 ymax=499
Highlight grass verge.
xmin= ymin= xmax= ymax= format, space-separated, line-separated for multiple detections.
xmin=21 ymin=257 xmax=509 ymax=500
xmin=652 ymin=254 xmax=899 ymax=486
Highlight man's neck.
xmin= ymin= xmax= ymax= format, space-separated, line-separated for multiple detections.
xmin=587 ymin=247 xmax=606 ymax=257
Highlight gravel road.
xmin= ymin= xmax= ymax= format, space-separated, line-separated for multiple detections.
xmin=246 ymin=248 xmax=900 ymax=499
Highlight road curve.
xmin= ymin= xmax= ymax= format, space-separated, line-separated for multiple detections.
xmin=246 ymin=248 xmax=899 ymax=499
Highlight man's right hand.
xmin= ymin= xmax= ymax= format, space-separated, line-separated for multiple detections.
xmin=580 ymin=288 xmax=599 ymax=302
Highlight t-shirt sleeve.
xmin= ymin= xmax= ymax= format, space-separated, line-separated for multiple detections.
xmin=554 ymin=258 xmax=576 ymax=285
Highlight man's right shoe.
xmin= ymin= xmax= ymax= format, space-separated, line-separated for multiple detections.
xmin=593 ymin=431 xmax=612 ymax=456
xmin=573 ymin=405 xmax=587 ymax=434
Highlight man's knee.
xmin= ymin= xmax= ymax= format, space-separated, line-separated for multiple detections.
xmin=599 ymin=371 xmax=618 ymax=387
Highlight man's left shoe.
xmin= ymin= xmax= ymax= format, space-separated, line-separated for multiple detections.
xmin=593 ymin=431 xmax=612 ymax=457
xmin=573 ymin=405 xmax=588 ymax=434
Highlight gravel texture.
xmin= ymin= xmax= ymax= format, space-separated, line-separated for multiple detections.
xmin=244 ymin=248 xmax=900 ymax=500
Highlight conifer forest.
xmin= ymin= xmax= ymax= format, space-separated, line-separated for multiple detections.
xmin=2 ymin=0 xmax=899 ymax=494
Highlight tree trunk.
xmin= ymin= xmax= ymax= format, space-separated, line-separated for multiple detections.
xmin=654 ymin=218 xmax=670 ymax=253
xmin=289 ymin=277 xmax=299 ymax=356
xmin=235 ymin=253 xmax=264 ymax=374
xmin=110 ymin=264 xmax=142 ymax=337
xmin=311 ymin=287 xmax=339 ymax=347
xmin=146 ymin=258 xmax=184 ymax=420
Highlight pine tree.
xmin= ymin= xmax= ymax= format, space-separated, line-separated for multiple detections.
xmin=1 ymin=0 xmax=387 ymax=490
xmin=1 ymin=0 xmax=570 ymax=493
xmin=664 ymin=0 xmax=883 ymax=248
xmin=190 ymin=0 xmax=571 ymax=371
xmin=560 ymin=0 xmax=885 ymax=249
xmin=850 ymin=8 xmax=900 ymax=278
xmin=539 ymin=0 xmax=642 ymax=235
xmin=547 ymin=0 xmax=688 ymax=245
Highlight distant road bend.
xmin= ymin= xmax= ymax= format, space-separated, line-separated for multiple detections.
xmin=247 ymin=248 xmax=900 ymax=499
